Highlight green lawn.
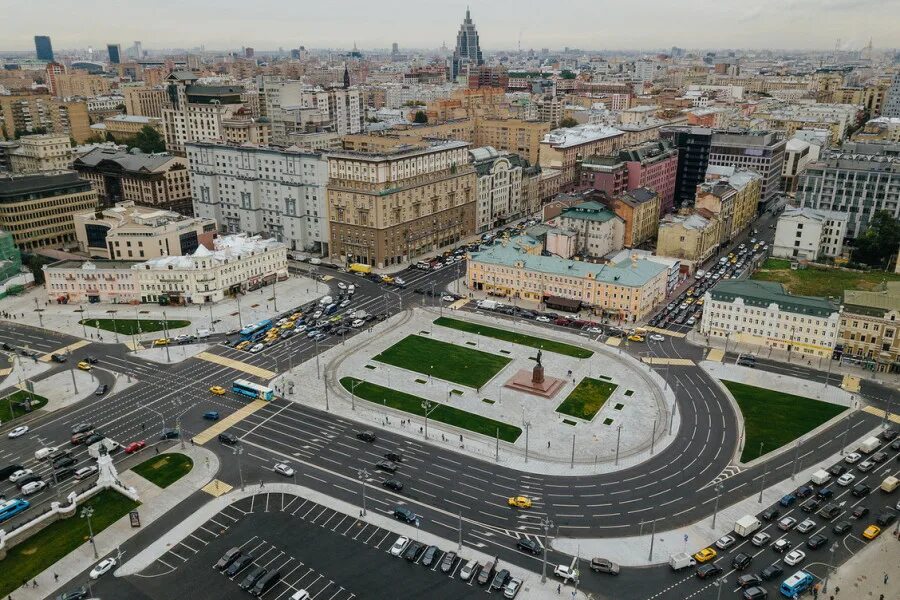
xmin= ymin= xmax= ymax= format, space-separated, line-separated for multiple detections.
xmin=434 ymin=317 xmax=594 ymax=359
xmin=131 ymin=453 xmax=194 ymax=488
xmin=373 ymin=334 xmax=511 ymax=388
xmin=79 ymin=318 xmax=191 ymax=335
xmin=340 ymin=377 xmax=522 ymax=442
xmin=752 ymin=262 xmax=900 ymax=298
xmin=722 ymin=380 xmax=847 ymax=462
xmin=0 ymin=390 xmax=48 ymax=422
xmin=0 ymin=489 xmax=139 ymax=596
xmin=555 ymin=378 xmax=618 ymax=421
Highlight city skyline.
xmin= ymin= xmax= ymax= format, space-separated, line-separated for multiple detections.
xmin=4 ymin=0 xmax=899 ymax=54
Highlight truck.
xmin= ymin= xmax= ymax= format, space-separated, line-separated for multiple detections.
xmin=87 ymin=438 xmax=120 ymax=460
xmin=881 ymin=475 xmax=899 ymax=493
xmin=811 ymin=469 xmax=831 ymax=485
xmin=668 ymin=553 xmax=696 ymax=571
xmin=348 ymin=263 xmax=372 ymax=275
xmin=477 ymin=299 xmax=501 ymax=311
xmin=858 ymin=436 xmax=881 ymax=454
xmin=734 ymin=515 xmax=762 ymax=538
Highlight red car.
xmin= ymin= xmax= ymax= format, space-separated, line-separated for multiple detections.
xmin=125 ymin=440 xmax=146 ymax=454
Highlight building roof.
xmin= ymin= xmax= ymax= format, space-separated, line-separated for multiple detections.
xmin=74 ymin=148 xmax=181 ymax=173
xmin=139 ymin=234 xmax=283 ymax=270
xmin=709 ymin=280 xmax=838 ymax=317
xmin=842 ymin=282 xmax=900 ymax=315
xmin=105 ymin=114 xmax=158 ymax=124
xmin=542 ymin=124 xmax=623 ymax=149
xmin=558 ymin=200 xmax=619 ymax=223
xmin=0 ymin=171 xmax=91 ymax=199
xmin=779 ymin=206 xmax=848 ymax=223
xmin=660 ymin=211 xmax=716 ymax=231
xmin=470 ymin=236 xmax=666 ymax=288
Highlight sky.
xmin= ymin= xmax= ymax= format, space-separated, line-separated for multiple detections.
xmin=4 ymin=0 xmax=898 ymax=53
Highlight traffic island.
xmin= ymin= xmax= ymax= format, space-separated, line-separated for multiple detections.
xmin=0 ymin=390 xmax=48 ymax=423
xmin=79 ymin=318 xmax=191 ymax=335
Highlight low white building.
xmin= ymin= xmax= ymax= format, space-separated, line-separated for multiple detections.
xmin=772 ymin=207 xmax=848 ymax=261
xmin=700 ymin=280 xmax=841 ymax=358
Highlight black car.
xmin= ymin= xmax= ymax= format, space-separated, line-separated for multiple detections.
xmin=403 ymin=541 xmax=424 ymax=562
xmin=160 ymin=429 xmax=179 ymax=440
xmin=817 ymin=487 xmax=834 ymax=499
xmin=71 ymin=423 xmax=94 ymax=435
xmin=239 ymin=566 xmax=267 ymax=590
xmin=392 ymin=506 xmax=416 ymax=523
xmin=51 ymin=354 xmax=67 ymax=363
xmin=827 ymin=464 xmax=847 ymax=477
xmin=875 ymin=509 xmax=897 ymax=527
xmin=225 ymin=554 xmax=253 ymax=576
xmin=376 ymin=460 xmax=398 ymax=473
xmin=696 ymin=564 xmax=722 ymax=579
xmin=86 ymin=356 xmax=99 ymax=364
xmin=851 ymin=483 xmax=871 ymax=498
xmin=800 ymin=497 xmax=823 ymax=512
xmin=731 ymin=553 xmax=752 ymax=570
xmin=806 ymin=533 xmax=828 ymax=550
xmin=742 ymin=586 xmax=769 ymax=600
xmin=851 ymin=505 xmax=870 ymax=519
xmin=55 ymin=467 xmax=76 ymax=482
xmin=375 ymin=475 xmax=403 ymax=491
xmin=516 ymin=538 xmax=541 ymax=555
xmin=52 ymin=456 xmax=77 ymax=470
xmin=55 ymin=588 xmax=89 ymax=600
xmin=760 ymin=564 xmax=783 ymax=581
xmin=440 ymin=551 xmax=457 ymax=573
xmin=251 ymin=570 xmax=281 ymax=597
xmin=871 ymin=451 xmax=888 ymax=463
xmin=736 ymin=573 xmax=762 ymax=588
xmin=216 ymin=547 xmax=241 ymax=570
xmin=421 ymin=545 xmax=440 ymax=567
xmin=761 ymin=507 xmax=780 ymax=521
xmin=832 ymin=521 xmax=852 ymax=535
xmin=218 ymin=433 xmax=239 ymax=445
xmin=356 ymin=431 xmax=376 ymax=443
xmin=795 ymin=486 xmax=813 ymax=498
xmin=384 ymin=451 xmax=402 ymax=462
xmin=490 ymin=569 xmax=511 ymax=591
xmin=880 ymin=427 xmax=897 ymax=441
xmin=94 ymin=384 xmax=108 ymax=396
xmin=817 ymin=504 xmax=841 ymax=520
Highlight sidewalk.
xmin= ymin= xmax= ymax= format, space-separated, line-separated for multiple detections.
xmin=16 ymin=444 xmax=219 ymax=600
xmin=825 ymin=529 xmax=899 ymax=600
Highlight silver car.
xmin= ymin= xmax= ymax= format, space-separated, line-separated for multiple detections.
xmin=459 ymin=560 xmax=480 ymax=581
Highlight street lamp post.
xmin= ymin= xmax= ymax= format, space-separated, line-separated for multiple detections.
xmin=840 ymin=414 xmax=851 ymax=455
xmin=162 ymin=310 xmax=171 ymax=362
xmin=711 ymin=483 xmax=724 ymax=529
xmin=81 ymin=506 xmax=99 ymax=559
xmin=758 ymin=442 xmax=767 ymax=503
xmin=350 ymin=379 xmax=358 ymax=411
xmin=540 ymin=516 xmax=554 ymax=583
xmin=357 ymin=468 xmax=369 ymax=516
xmin=233 ymin=446 xmax=244 ymax=491
xmin=790 ymin=439 xmax=801 ymax=480
xmin=822 ymin=542 xmax=838 ymax=592
xmin=614 ymin=424 xmax=623 ymax=466
xmin=523 ymin=420 xmax=531 ymax=463
xmin=421 ymin=399 xmax=437 ymax=439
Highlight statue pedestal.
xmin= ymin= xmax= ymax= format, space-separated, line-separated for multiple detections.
xmin=504 ymin=369 xmax=565 ymax=399
xmin=532 ymin=364 xmax=545 ymax=384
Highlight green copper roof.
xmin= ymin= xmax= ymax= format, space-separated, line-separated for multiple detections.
xmin=709 ymin=280 xmax=838 ymax=317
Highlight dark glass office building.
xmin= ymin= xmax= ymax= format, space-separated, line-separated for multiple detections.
xmin=34 ymin=35 xmax=54 ymax=61
xmin=107 ymin=44 xmax=121 ymax=65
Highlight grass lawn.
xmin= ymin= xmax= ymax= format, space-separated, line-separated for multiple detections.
xmin=131 ymin=453 xmax=193 ymax=488
xmin=340 ymin=377 xmax=522 ymax=442
xmin=722 ymin=380 xmax=846 ymax=462
xmin=0 ymin=390 xmax=48 ymax=422
xmin=0 ymin=489 xmax=139 ymax=596
xmin=555 ymin=378 xmax=618 ymax=421
xmin=751 ymin=262 xmax=900 ymax=298
xmin=373 ymin=334 xmax=511 ymax=388
xmin=79 ymin=318 xmax=191 ymax=335
xmin=434 ymin=317 xmax=594 ymax=359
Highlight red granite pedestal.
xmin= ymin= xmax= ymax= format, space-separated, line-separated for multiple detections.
xmin=503 ymin=369 xmax=566 ymax=399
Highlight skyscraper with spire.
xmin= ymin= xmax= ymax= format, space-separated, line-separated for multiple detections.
xmin=451 ymin=8 xmax=483 ymax=81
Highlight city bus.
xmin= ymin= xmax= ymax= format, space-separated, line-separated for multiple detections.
xmin=0 ymin=498 xmax=30 ymax=524
xmin=239 ymin=319 xmax=273 ymax=342
xmin=232 ymin=379 xmax=275 ymax=401
xmin=780 ymin=570 xmax=814 ymax=597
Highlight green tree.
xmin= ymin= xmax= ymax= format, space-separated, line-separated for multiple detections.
xmin=104 ymin=131 xmax=117 ymax=143
xmin=851 ymin=210 xmax=900 ymax=268
xmin=561 ymin=70 xmax=577 ymax=80
xmin=559 ymin=117 xmax=578 ymax=128
xmin=132 ymin=125 xmax=166 ymax=153
xmin=413 ymin=110 xmax=428 ymax=124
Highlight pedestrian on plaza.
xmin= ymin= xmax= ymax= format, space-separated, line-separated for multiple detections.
xmin=155 ymin=447 xmax=159 ymax=455
xmin=53 ymin=574 xmax=58 ymax=582
xmin=31 ymin=581 xmax=37 ymax=588
xmin=557 ymin=584 xmax=561 ymax=594
xmin=548 ymin=441 xmax=550 ymax=448
xmin=884 ymin=573 xmax=889 ymax=584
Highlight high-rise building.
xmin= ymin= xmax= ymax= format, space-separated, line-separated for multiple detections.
xmin=0 ymin=95 xmax=92 ymax=143
xmin=391 ymin=43 xmax=399 ymax=55
xmin=451 ymin=8 xmax=483 ymax=81
xmin=34 ymin=35 xmax=54 ymax=62
xmin=883 ymin=73 xmax=900 ymax=118
xmin=245 ymin=47 xmax=255 ymax=59
xmin=107 ymin=44 xmax=121 ymax=65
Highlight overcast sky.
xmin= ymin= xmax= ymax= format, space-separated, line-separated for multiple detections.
xmin=5 ymin=0 xmax=897 ymax=53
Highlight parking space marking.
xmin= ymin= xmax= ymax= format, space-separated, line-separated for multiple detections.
xmin=373 ymin=530 xmax=392 ymax=548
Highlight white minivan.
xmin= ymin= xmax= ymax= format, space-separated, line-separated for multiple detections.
xmin=35 ymin=446 xmax=59 ymax=461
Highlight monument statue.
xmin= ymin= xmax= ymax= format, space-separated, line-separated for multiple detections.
xmin=530 ymin=348 xmax=545 ymax=384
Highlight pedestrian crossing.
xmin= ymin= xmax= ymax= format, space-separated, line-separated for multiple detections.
xmin=195 ymin=351 xmax=276 ymax=379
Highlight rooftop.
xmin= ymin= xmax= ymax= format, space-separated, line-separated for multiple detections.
xmin=779 ymin=206 xmax=848 ymax=223
xmin=709 ymin=280 xmax=838 ymax=318
xmin=558 ymin=200 xmax=620 ymax=223
xmin=0 ymin=171 xmax=91 ymax=198
xmin=542 ymin=124 xmax=624 ymax=149
xmin=843 ymin=282 xmax=900 ymax=314
xmin=74 ymin=148 xmax=182 ymax=173
xmin=140 ymin=234 xmax=283 ymax=270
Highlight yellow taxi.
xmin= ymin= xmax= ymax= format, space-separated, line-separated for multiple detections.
xmin=290 ymin=312 xmax=302 ymax=320
xmin=685 ymin=297 xmax=695 ymax=305
xmin=235 ymin=341 xmax=251 ymax=351
xmin=152 ymin=338 xmax=169 ymax=346
xmin=627 ymin=335 xmax=645 ymax=343
xmin=693 ymin=547 xmax=717 ymax=563
xmin=862 ymin=525 xmax=881 ymax=540
xmin=280 ymin=322 xmax=295 ymax=331
xmin=77 ymin=361 xmax=92 ymax=371
xmin=209 ymin=386 xmax=226 ymax=396
xmin=696 ymin=298 xmax=705 ymax=306
xmin=507 ymin=496 xmax=532 ymax=509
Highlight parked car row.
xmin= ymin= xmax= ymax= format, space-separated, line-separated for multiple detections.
xmin=215 ymin=547 xmax=282 ymax=596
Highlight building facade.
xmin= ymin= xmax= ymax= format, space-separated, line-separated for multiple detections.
xmin=0 ymin=95 xmax=92 ymax=143
xmin=782 ymin=138 xmax=820 ymax=194
xmin=187 ymin=141 xmax=329 ymax=255
xmin=470 ymin=147 xmax=525 ymax=233
xmin=700 ymin=280 xmax=841 ymax=358
xmin=602 ymin=187 xmax=660 ymax=248
xmin=327 ymin=140 xmax=475 ymax=267
xmin=451 ymin=9 xmax=484 ymax=81
xmin=122 ymin=86 xmax=172 ymax=118
xmin=0 ymin=171 xmax=98 ymax=250
xmin=838 ymin=282 xmax=900 ymax=373
xmin=656 ymin=211 xmax=723 ymax=264
xmin=7 ymin=133 xmax=72 ymax=173
xmin=539 ymin=124 xmax=626 ymax=187
xmin=548 ymin=199 xmax=626 ymax=258
xmin=884 ymin=74 xmax=900 ymax=118
xmin=695 ymin=170 xmax=762 ymax=244
xmin=772 ymin=207 xmax=848 ymax=261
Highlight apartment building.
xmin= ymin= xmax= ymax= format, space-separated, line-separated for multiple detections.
xmin=73 ymin=148 xmax=192 ymax=215
xmin=0 ymin=95 xmax=92 ymax=143
xmin=473 ymin=118 xmax=549 ymax=165
xmin=187 ymin=141 xmax=329 ymax=255
xmin=602 ymin=187 xmax=660 ymax=248
xmin=548 ymin=199 xmax=626 ymax=258
xmin=470 ymin=147 xmax=526 ymax=233
xmin=122 ymin=86 xmax=172 ymax=118
xmin=772 ymin=207 xmax=848 ymax=261
xmin=753 ymin=103 xmax=861 ymax=146
xmin=52 ymin=73 xmax=112 ymax=99
xmin=700 ymin=280 xmax=841 ymax=359
xmin=539 ymin=124 xmax=626 ymax=187
xmin=262 ymin=78 xmax=364 ymax=142
xmin=695 ymin=170 xmax=762 ymax=244
xmin=6 ymin=133 xmax=72 ymax=173
xmin=838 ymin=282 xmax=900 ymax=373
xmin=656 ymin=210 xmax=723 ymax=264
xmin=782 ymin=138 xmax=820 ymax=194
xmin=0 ymin=171 xmax=98 ymax=250
xmin=851 ymin=117 xmax=900 ymax=143
xmin=73 ymin=201 xmax=217 ymax=259
xmin=327 ymin=140 xmax=475 ymax=267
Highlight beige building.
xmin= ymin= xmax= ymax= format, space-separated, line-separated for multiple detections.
xmin=602 ymin=187 xmax=660 ymax=248
xmin=327 ymin=139 xmax=476 ymax=268
xmin=53 ymin=73 xmax=112 ymax=99
xmin=656 ymin=210 xmax=723 ymax=264
xmin=0 ymin=95 xmax=92 ymax=143
xmin=470 ymin=147 xmax=526 ymax=233
xmin=838 ymin=282 xmax=900 ymax=373
xmin=466 ymin=235 xmax=668 ymax=320
xmin=850 ymin=117 xmax=900 ymax=143
xmin=74 ymin=201 xmax=217 ymax=259
xmin=94 ymin=115 xmax=163 ymax=143
xmin=0 ymin=171 xmax=98 ymax=250
xmin=548 ymin=199 xmax=625 ymax=258
xmin=123 ymin=86 xmax=172 ymax=118
xmin=695 ymin=170 xmax=761 ymax=244
xmin=539 ymin=124 xmax=626 ymax=187
xmin=7 ymin=133 xmax=72 ymax=173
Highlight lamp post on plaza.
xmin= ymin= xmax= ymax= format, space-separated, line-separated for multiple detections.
xmin=711 ymin=483 xmax=724 ymax=529
xmin=357 ymin=468 xmax=369 ymax=516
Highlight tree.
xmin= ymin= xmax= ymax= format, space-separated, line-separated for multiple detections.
xmin=131 ymin=125 xmax=165 ymax=153
xmin=104 ymin=131 xmax=117 ymax=143
xmin=561 ymin=70 xmax=577 ymax=80
xmin=413 ymin=110 xmax=428 ymax=124
xmin=851 ymin=210 xmax=900 ymax=268
xmin=559 ymin=117 xmax=578 ymax=128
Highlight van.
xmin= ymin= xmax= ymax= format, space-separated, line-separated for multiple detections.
xmin=34 ymin=447 xmax=58 ymax=461
xmin=251 ymin=570 xmax=281 ymax=596
xmin=881 ymin=476 xmax=899 ymax=493
xmin=477 ymin=560 xmax=496 ymax=585
xmin=324 ymin=303 xmax=338 ymax=316
xmin=811 ymin=469 xmax=831 ymax=485
xmin=319 ymin=295 xmax=333 ymax=306
xmin=196 ymin=329 xmax=212 ymax=339
xmin=858 ymin=436 xmax=881 ymax=454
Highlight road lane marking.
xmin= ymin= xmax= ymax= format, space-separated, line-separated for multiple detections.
xmin=195 ymin=351 xmax=276 ymax=379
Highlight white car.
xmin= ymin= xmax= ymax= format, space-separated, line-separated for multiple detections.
xmin=75 ymin=466 xmax=99 ymax=480
xmin=389 ymin=536 xmax=409 ymax=556
xmin=844 ymin=452 xmax=861 ymax=464
xmin=441 ymin=295 xmax=456 ymax=302
xmin=348 ymin=284 xmax=356 ymax=293
xmin=294 ymin=325 xmax=307 ymax=333
xmin=837 ymin=473 xmax=855 ymax=486
xmin=459 ymin=560 xmax=479 ymax=581
xmin=34 ymin=446 xmax=59 ymax=461
xmin=751 ymin=532 xmax=771 ymax=547
xmin=312 ymin=310 xmax=323 ymax=319
xmin=504 ymin=578 xmax=522 ymax=598
xmin=8 ymin=468 xmax=34 ymax=483
xmin=554 ymin=564 xmax=578 ymax=582
xmin=783 ymin=549 xmax=806 ymax=566
xmin=649 ymin=334 xmax=665 ymax=342
xmin=273 ymin=463 xmax=295 ymax=477
xmin=275 ymin=318 xmax=288 ymax=326
xmin=857 ymin=460 xmax=875 ymax=472
xmin=8 ymin=426 xmax=29 ymax=439
xmin=89 ymin=557 xmax=117 ymax=579
xmin=21 ymin=480 xmax=46 ymax=495
xmin=339 ymin=300 xmax=351 ymax=308
xmin=337 ymin=282 xmax=347 ymax=290
xmin=714 ymin=534 xmax=735 ymax=550
xmin=290 ymin=591 xmax=311 ymax=600
xmin=535 ymin=316 xmax=551 ymax=323
xmin=586 ymin=327 xmax=603 ymax=334
xmin=796 ymin=519 xmax=816 ymax=534
xmin=351 ymin=319 xmax=366 ymax=328
xmin=249 ymin=343 xmax=264 ymax=353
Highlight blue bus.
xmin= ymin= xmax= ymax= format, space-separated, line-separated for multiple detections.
xmin=239 ymin=319 xmax=273 ymax=342
xmin=0 ymin=498 xmax=30 ymax=524
xmin=232 ymin=379 xmax=275 ymax=401
xmin=780 ymin=570 xmax=814 ymax=597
